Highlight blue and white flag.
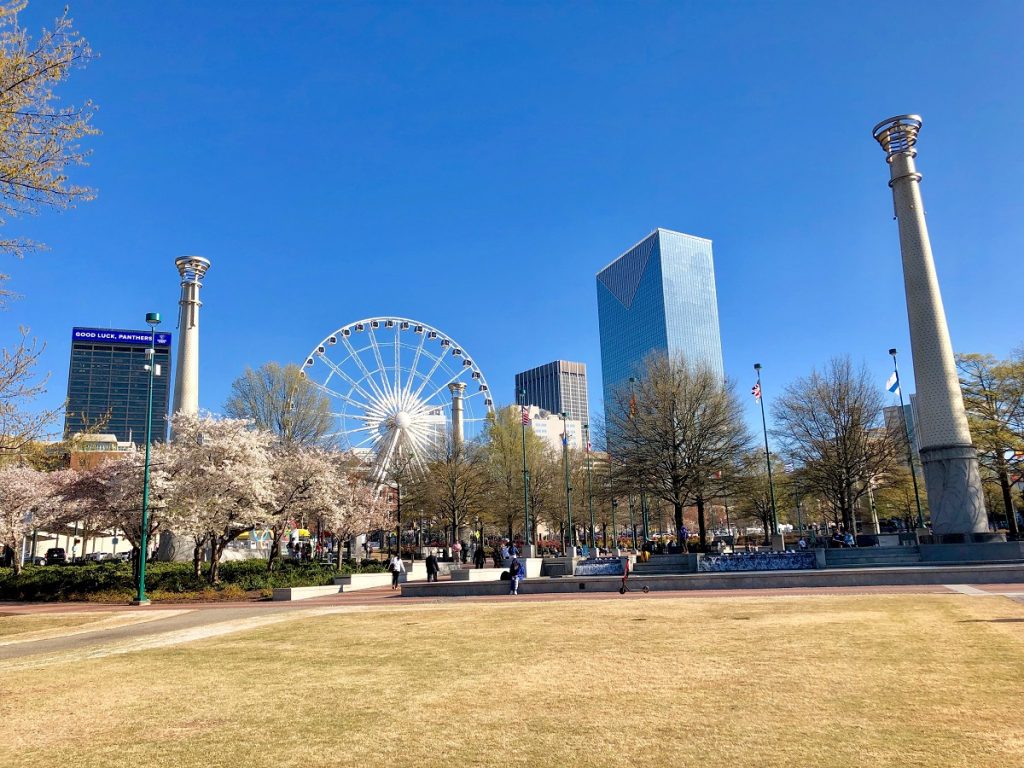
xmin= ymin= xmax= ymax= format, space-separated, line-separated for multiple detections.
xmin=886 ymin=371 xmax=900 ymax=395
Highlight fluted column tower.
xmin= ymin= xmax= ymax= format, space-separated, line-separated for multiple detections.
xmin=871 ymin=116 xmax=987 ymax=536
xmin=172 ymin=256 xmax=211 ymax=420
xmin=448 ymin=382 xmax=466 ymax=446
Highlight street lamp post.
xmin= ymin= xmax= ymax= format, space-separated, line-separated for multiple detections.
xmin=133 ymin=312 xmax=161 ymax=607
xmin=611 ymin=498 xmax=618 ymax=554
xmin=754 ymin=363 xmax=780 ymax=539
xmin=560 ymin=411 xmax=576 ymax=556
xmin=888 ymin=348 xmax=926 ymax=531
xmin=584 ymin=423 xmax=595 ymax=555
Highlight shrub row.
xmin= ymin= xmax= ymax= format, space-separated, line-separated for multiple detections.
xmin=0 ymin=558 xmax=387 ymax=601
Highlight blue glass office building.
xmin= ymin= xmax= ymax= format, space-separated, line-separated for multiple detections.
xmin=596 ymin=229 xmax=724 ymax=424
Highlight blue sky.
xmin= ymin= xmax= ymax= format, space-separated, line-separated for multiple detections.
xmin=6 ymin=0 xmax=1023 ymax=438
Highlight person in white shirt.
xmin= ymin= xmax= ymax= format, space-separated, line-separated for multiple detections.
xmin=389 ymin=554 xmax=405 ymax=589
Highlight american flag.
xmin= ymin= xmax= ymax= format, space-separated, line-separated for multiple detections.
xmin=751 ymin=381 xmax=761 ymax=402
xmin=521 ymin=406 xmax=531 ymax=425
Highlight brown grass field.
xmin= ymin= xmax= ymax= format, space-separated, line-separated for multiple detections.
xmin=2 ymin=594 xmax=1023 ymax=767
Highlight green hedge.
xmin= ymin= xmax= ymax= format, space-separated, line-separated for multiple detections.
xmin=0 ymin=558 xmax=388 ymax=602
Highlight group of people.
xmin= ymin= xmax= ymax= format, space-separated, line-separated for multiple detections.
xmin=387 ymin=540 xmax=528 ymax=594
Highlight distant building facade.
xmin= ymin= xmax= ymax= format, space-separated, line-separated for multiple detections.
xmin=596 ymin=228 xmax=724 ymax=425
xmin=514 ymin=360 xmax=590 ymax=423
xmin=510 ymin=405 xmax=583 ymax=453
xmin=884 ymin=394 xmax=922 ymax=465
xmin=64 ymin=327 xmax=173 ymax=444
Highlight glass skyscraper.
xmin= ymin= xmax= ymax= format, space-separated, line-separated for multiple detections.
xmin=514 ymin=360 xmax=589 ymax=423
xmin=64 ymin=327 xmax=173 ymax=444
xmin=596 ymin=228 xmax=724 ymax=424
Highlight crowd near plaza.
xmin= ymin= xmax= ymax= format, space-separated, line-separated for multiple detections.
xmin=1 ymin=2 xmax=1023 ymax=766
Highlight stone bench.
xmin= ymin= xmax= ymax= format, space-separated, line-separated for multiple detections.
xmin=271 ymin=585 xmax=342 ymax=601
xmin=449 ymin=567 xmax=508 ymax=582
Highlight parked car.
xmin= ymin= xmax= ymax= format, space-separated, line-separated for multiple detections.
xmin=44 ymin=547 xmax=67 ymax=565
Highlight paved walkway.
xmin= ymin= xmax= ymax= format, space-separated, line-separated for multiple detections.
xmin=2 ymin=582 xmax=1022 ymax=665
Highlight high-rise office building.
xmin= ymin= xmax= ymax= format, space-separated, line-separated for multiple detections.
xmin=596 ymin=228 xmax=724 ymax=425
xmin=515 ymin=360 xmax=589 ymax=423
xmin=64 ymin=327 xmax=173 ymax=444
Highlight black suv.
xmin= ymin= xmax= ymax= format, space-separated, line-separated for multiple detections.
xmin=45 ymin=547 xmax=67 ymax=565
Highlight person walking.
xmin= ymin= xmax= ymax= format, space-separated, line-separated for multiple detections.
xmin=451 ymin=540 xmax=462 ymax=566
xmin=473 ymin=545 xmax=486 ymax=569
xmin=425 ymin=552 xmax=439 ymax=583
xmin=508 ymin=556 xmax=522 ymax=596
xmin=389 ymin=553 xmax=405 ymax=589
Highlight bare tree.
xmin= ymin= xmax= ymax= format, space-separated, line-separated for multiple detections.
xmin=406 ymin=433 xmax=488 ymax=548
xmin=957 ymin=352 xmax=1024 ymax=535
xmin=772 ymin=357 xmax=903 ymax=532
xmin=733 ymin=451 xmax=791 ymax=545
xmin=606 ymin=353 xmax=750 ymax=550
xmin=225 ymin=362 xmax=334 ymax=448
xmin=0 ymin=3 xmax=97 ymax=302
xmin=0 ymin=327 xmax=58 ymax=455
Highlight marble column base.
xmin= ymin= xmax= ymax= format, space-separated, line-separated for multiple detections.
xmin=920 ymin=444 xmax=988 ymax=535
xmin=156 ymin=530 xmax=192 ymax=562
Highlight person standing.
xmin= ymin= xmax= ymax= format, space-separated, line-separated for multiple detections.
xmin=451 ymin=540 xmax=462 ymax=565
xmin=389 ymin=553 xmax=405 ymax=589
xmin=473 ymin=545 xmax=486 ymax=569
xmin=425 ymin=552 xmax=439 ymax=583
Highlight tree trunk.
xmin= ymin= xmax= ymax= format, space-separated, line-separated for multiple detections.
xmin=335 ymin=537 xmax=343 ymax=570
xmin=696 ymin=496 xmax=708 ymax=550
xmin=11 ymin=541 xmax=22 ymax=576
xmin=997 ymin=463 xmax=1020 ymax=538
xmin=674 ymin=500 xmax=683 ymax=536
xmin=208 ymin=540 xmax=226 ymax=585
xmin=267 ymin=530 xmax=281 ymax=573
xmin=192 ymin=543 xmax=203 ymax=580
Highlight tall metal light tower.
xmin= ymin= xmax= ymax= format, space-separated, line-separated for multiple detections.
xmin=871 ymin=115 xmax=987 ymax=537
xmin=172 ymin=256 xmax=211 ymax=420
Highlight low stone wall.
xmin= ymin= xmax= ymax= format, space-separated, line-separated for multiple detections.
xmin=450 ymin=568 xmax=507 ymax=582
xmin=272 ymin=585 xmax=341 ymax=601
xmin=401 ymin=562 xmax=1024 ymax=598
xmin=919 ymin=541 xmax=1024 ymax=563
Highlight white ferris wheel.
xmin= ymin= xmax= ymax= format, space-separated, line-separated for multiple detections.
xmin=300 ymin=317 xmax=495 ymax=479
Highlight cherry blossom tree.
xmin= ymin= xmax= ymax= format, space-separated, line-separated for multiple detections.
xmin=166 ymin=413 xmax=274 ymax=584
xmin=95 ymin=448 xmax=173 ymax=578
xmin=0 ymin=464 xmax=53 ymax=574
xmin=259 ymin=446 xmax=347 ymax=572
xmin=321 ymin=462 xmax=391 ymax=568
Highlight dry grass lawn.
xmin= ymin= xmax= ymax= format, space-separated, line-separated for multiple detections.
xmin=2 ymin=594 xmax=1023 ymax=767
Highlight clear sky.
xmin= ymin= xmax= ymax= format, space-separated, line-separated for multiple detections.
xmin=6 ymin=0 xmax=1023 ymax=439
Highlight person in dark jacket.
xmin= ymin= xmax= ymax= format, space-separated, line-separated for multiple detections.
xmin=509 ymin=557 xmax=521 ymax=596
xmin=473 ymin=545 xmax=486 ymax=569
xmin=425 ymin=552 xmax=440 ymax=582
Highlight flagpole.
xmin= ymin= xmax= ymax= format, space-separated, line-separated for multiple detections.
xmin=889 ymin=349 xmax=924 ymax=529
xmin=518 ymin=389 xmax=533 ymax=555
xmin=584 ymin=423 xmax=595 ymax=555
xmin=754 ymin=363 xmax=779 ymax=536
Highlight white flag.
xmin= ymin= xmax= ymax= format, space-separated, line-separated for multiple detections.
xmin=886 ymin=371 xmax=900 ymax=395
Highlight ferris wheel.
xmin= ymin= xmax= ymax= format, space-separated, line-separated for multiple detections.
xmin=300 ymin=317 xmax=495 ymax=479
